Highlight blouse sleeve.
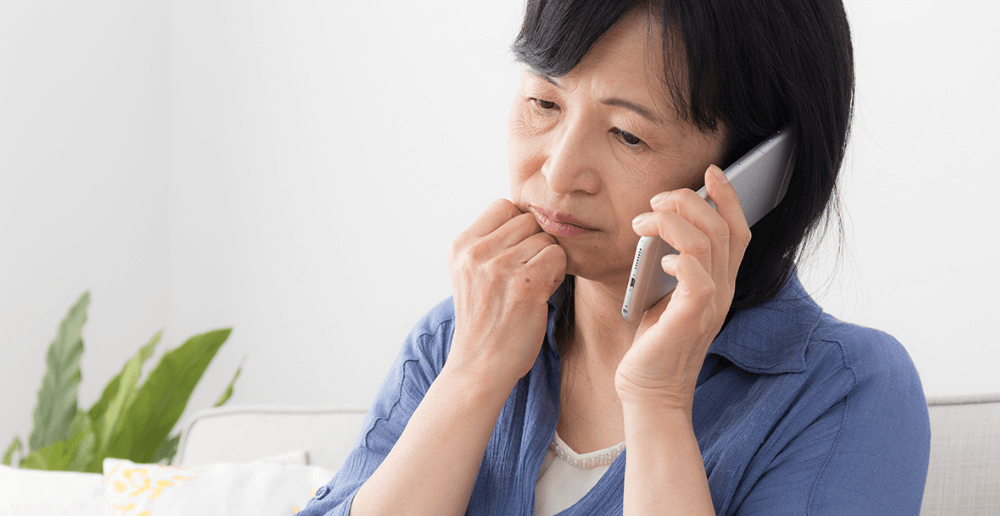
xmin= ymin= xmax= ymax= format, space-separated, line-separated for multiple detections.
xmin=296 ymin=299 xmax=456 ymax=516
xmin=735 ymin=328 xmax=931 ymax=515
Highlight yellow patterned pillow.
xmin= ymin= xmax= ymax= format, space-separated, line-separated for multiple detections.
xmin=103 ymin=458 xmax=335 ymax=515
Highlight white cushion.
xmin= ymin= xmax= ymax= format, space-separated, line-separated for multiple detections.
xmin=0 ymin=465 xmax=106 ymax=516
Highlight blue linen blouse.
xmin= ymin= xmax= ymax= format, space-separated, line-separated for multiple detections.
xmin=299 ymin=275 xmax=930 ymax=515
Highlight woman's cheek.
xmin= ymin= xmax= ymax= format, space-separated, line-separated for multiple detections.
xmin=509 ymin=107 xmax=552 ymax=161
xmin=520 ymin=96 xmax=564 ymax=134
xmin=507 ymin=113 xmax=538 ymax=202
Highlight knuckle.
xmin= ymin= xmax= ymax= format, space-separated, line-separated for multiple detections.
xmin=689 ymin=234 xmax=712 ymax=257
xmin=664 ymin=189 xmax=692 ymax=207
xmin=679 ymin=187 xmax=700 ymax=200
xmin=515 ymin=211 xmax=540 ymax=231
xmin=659 ymin=189 xmax=706 ymax=220
xmin=523 ymin=233 xmax=545 ymax=248
xmin=549 ymin=241 xmax=567 ymax=260
xmin=528 ymin=244 xmax=566 ymax=276
xmin=496 ymin=198 xmax=521 ymax=217
xmin=489 ymin=198 xmax=512 ymax=211
xmin=482 ymin=256 xmax=504 ymax=278
xmin=707 ymin=218 xmax=730 ymax=242
xmin=482 ymin=198 xmax=515 ymax=224
xmin=694 ymin=278 xmax=716 ymax=299
xmin=465 ymin=239 xmax=491 ymax=263
xmin=676 ymin=188 xmax=702 ymax=207
xmin=535 ymin=231 xmax=558 ymax=245
xmin=447 ymin=236 xmax=469 ymax=264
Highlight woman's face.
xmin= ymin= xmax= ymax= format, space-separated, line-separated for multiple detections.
xmin=508 ymin=10 xmax=726 ymax=289
xmin=508 ymin=12 xmax=722 ymax=293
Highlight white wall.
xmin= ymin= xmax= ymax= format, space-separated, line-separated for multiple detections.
xmin=2 ymin=0 xmax=998 ymax=452
xmin=164 ymin=0 xmax=524 ymax=421
xmin=0 ymin=0 xmax=170 ymax=451
xmin=799 ymin=0 xmax=1000 ymax=395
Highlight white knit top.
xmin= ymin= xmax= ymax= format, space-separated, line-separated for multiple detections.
xmin=534 ymin=433 xmax=626 ymax=516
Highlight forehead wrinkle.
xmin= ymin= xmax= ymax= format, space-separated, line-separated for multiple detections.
xmin=584 ymin=18 xmax=674 ymax=127
xmin=617 ymin=8 xmax=724 ymax=158
xmin=634 ymin=7 xmax=726 ymax=157
xmin=589 ymin=6 xmax=683 ymax=128
xmin=636 ymin=9 xmax=683 ymax=125
xmin=524 ymin=10 xmax=697 ymax=135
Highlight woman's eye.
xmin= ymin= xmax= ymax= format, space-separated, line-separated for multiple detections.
xmin=611 ymin=127 xmax=643 ymax=147
xmin=531 ymin=98 xmax=557 ymax=110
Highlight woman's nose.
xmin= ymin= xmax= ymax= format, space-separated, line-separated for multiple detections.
xmin=541 ymin=121 xmax=601 ymax=196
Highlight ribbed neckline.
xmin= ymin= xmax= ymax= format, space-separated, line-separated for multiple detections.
xmin=550 ymin=433 xmax=625 ymax=469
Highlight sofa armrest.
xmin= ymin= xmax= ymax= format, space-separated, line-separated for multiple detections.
xmin=176 ymin=405 xmax=367 ymax=470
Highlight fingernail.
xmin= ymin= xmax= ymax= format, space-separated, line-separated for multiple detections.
xmin=650 ymin=191 xmax=668 ymax=205
xmin=632 ymin=212 xmax=651 ymax=225
xmin=710 ymin=164 xmax=727 ymax=183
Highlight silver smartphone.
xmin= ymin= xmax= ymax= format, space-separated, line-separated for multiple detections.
xmin=621 ymin=126 xmax=797 ymax=321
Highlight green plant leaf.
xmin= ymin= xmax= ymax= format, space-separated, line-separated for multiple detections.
xmin=87 ymin=376 xmax=119 ymax=427
xmin=2 ymin=436 xmax=22 ymax=466
xmin=21 ymin=421 xmax=95 ymax=472
xmin=213 ymin=361 xmax=243 ymax=407
xmin=152 ymin=434 xmax=181 ymax=465
xmin=65 ymin=411 xmax=96 ymax=472
xmin=29 ymin=292 xmax=88 ymax=453
xmin=89 ymin=332 xmax=160 ymax=467
xmin=102 ymin=328 xmax=231 ymax=463
xmin=22 ymin=441 xmax=70 ymax=471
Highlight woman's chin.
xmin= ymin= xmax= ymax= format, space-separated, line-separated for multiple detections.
xmin=563 ymin=255 xmax=631 ymax=292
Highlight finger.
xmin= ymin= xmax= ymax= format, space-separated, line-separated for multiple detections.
xmin=652 ymin=187 xmax=731 ymax=281
xmin=459 ymin=213 xmax=544 ymax=266
xmin=489 ymin=212 xmax=545 ymax=251
xmin=703 ymin=165 xmax=752 ymax=283
xmin=509 ymin=230 xmax=559 ymax=265
xmin=451 ymin=199 xmax=529 ymax=260
xmin=659 ymin=253 xmax=716 ymax=325
xmin=463 ymin=199 xmax=524 ymax=240
xmin=525 ymin=240 xmax=568 ymax=288
xmin=643 ymin=253 xmax=714 ymax=341
xmin=632 ymin=192 xmax=714 ymax=273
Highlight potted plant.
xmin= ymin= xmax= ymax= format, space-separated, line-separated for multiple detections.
xmin=2 ymin=292 xmax=240 ymax=472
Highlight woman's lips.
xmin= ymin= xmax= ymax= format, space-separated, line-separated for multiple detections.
xmin=530 ymin=207 xmax=594 ymax=237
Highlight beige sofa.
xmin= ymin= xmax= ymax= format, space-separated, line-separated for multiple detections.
xmin=176 ymin=394 xmax=1000 ymax=514
xmin=922 ymin=394 xmax=1000 ymax=515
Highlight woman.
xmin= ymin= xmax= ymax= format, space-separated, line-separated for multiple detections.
xmin=301 ymin=0 xmax=930 ymax=514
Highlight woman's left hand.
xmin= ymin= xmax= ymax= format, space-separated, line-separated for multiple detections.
xmin=615 ymin=164 xmax=752 ymax=412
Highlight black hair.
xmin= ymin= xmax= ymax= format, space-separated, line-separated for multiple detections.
xmin=512 ymin=0 xmax=854 ymax=315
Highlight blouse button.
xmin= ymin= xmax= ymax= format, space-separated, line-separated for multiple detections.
xmin=315 ymin=486 xmax=329 ymax=499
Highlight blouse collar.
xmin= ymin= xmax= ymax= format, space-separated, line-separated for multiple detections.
xmin=707 ymin=274 xmax=821 ymax=374
xmin=545 ymin=273 xmax=822 ymax=375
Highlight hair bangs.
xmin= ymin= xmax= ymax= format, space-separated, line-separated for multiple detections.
xmin=511 ymin=0 xmax=637 ymax=78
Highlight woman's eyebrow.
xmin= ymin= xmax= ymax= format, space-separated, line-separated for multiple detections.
xmin=530 ymin=70 xmax=562 ymax=87
xmin=601 ymin=98 xmax=661 ymax=123
xmin=528 ymin=70 xmax=661 ymax=123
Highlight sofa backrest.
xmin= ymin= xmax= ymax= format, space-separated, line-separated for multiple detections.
xmin=177 ymin=395 xmax=1000 ymax=513
xmin=921 ymin=394 xmax=1000 ymax=515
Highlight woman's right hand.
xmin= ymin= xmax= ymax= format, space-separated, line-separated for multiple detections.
xmin=446 ymin=198 xmax=567 ymax=387
xmin=350 ymin=199 xmax=565 ymax=516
